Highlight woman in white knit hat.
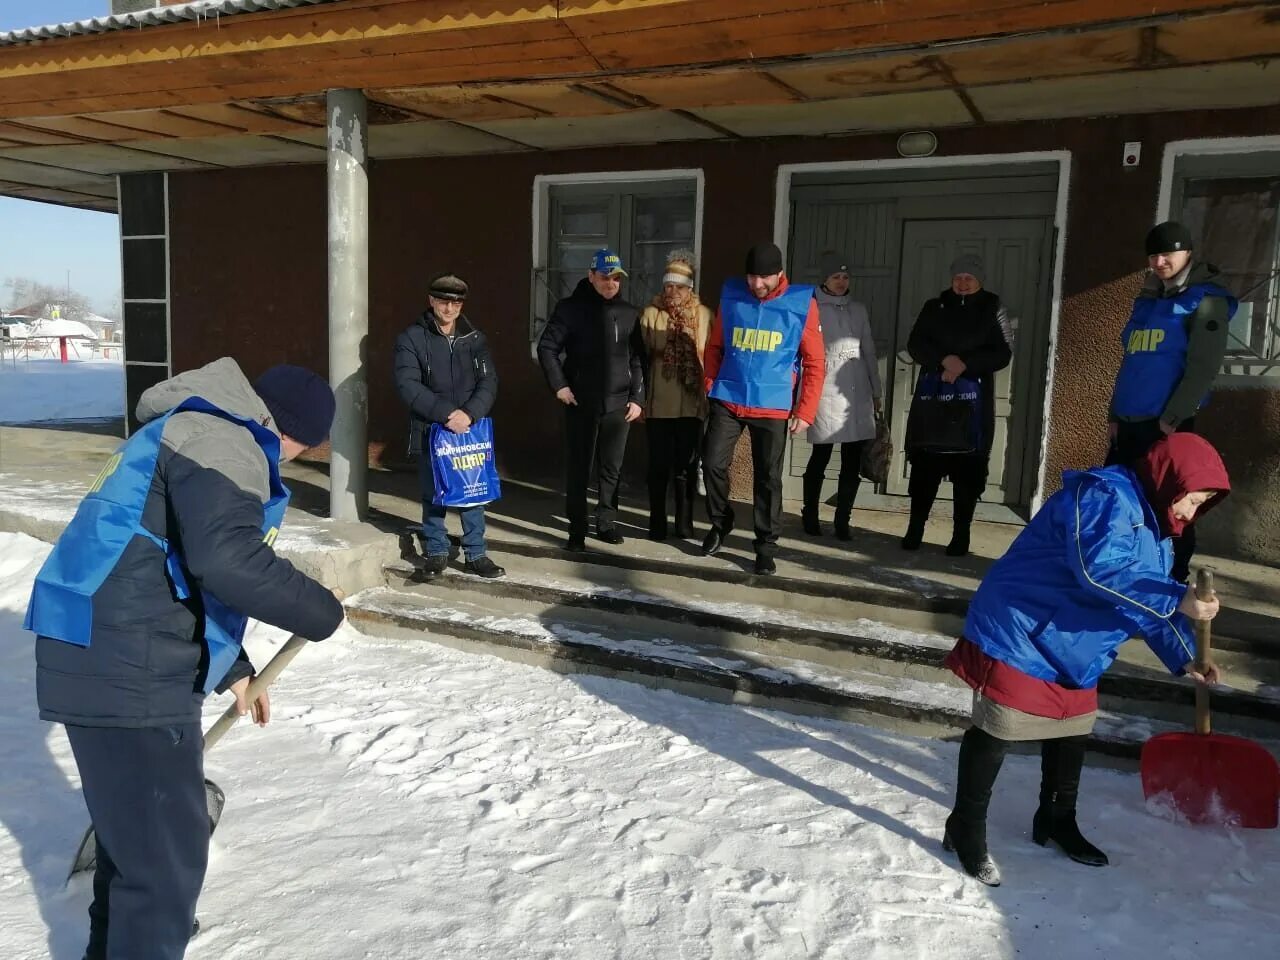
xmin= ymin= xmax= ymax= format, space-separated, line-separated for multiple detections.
xmin=639 ymin=249 xmax=712 ymax=541
xmin=802 ymin=250 xmax=882 ymax=540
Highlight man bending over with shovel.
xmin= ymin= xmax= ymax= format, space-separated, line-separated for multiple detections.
xmin=26 ymin=358 xmax=346 ymax=960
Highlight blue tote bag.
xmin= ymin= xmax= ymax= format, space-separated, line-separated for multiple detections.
xmin=429 ymin=417 xmax=502 ymax=507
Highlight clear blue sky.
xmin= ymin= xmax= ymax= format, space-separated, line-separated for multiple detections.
xmin=1 ymin=2 xmax=120 ymax=314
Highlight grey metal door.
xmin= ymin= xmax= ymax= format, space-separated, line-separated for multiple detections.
xmin=890 ymin=218 xmax=1052 ymax=505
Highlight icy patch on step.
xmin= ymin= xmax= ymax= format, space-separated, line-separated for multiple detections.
xmin=496 ymin=572 xmax=957 ymax=652
xmin=352 ymin=588 xmax=974 ymax=717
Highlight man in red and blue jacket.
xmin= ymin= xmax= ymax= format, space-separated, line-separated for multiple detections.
xmin=702 ymin=242 xmax=825 ymax=575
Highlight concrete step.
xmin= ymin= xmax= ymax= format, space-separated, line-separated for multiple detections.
xmin=469 ymin=534 xmax=1280 ymax=661
xmin=349 ymin=578 xmax=1280 ymax=765
xmin=384 ymin=549 xmax=1280 ymax=730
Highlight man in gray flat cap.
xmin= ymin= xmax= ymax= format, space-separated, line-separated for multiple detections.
xmin=395 ymin=272 xmax=504 ymax=579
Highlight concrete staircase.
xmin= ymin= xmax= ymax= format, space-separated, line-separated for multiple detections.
xmin=344 ymin=535 xmax=1280 ymax=765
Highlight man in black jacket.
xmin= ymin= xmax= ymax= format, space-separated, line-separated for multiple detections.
xmin=394 ymin=273 xmax=503 ymax=578
xmin=538 ymin=249 xmax=645 ymax=550
xmin=31 ymin=358 xmax=345 ymax=960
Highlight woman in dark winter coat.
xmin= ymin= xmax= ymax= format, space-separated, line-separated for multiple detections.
xmin=901 ymin=255 xmax=1012 ymax=556
xmin=942 ymin=432 xmax=1229 ymax=887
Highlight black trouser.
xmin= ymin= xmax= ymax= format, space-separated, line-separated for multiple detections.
xmin=906 ymin=452 xmax=987 ymax=537
xmin=646 ymin=417 xmax=702 ymax=534
xmin=1106 ymin=416 xmax=1197 ymax=581
xmin=703 ymin=400 xmax=788 ymax=557
xmin=565 ymin=405 xmax=630 ymax=538
xmin=67 ymin=723 xmax=208 ymax=960
xmin=802 ymin=440 xmax=869 ymax=519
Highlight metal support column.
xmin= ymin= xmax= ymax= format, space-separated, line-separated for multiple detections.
xmin=326 ymin=88 xmax=369 ymax=522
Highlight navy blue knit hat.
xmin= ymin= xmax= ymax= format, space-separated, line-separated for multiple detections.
xmin=254 ymin=365 xmax=335 ymax=448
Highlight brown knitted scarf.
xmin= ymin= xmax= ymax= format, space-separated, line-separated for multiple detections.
xmin=656 ymin=290 xmax=703 ymax=390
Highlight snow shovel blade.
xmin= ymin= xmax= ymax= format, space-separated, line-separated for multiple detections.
xmin=1139 ymin=569 xmax=1279 ymax=829
xmin=1141 ymin=733 xmax=1279 ymax=828
xmin=66 ymin=635 xmax=309 ymax=882
xmin=68 ymin=779 xmax=226 ymax=881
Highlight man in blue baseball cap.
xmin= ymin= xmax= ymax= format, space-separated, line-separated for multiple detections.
xmin=538 ymin=247 xmax=645 ymax=550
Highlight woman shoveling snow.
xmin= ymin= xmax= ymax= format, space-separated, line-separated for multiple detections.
xmin=943 ymin=432 xmax=1229 ymax=886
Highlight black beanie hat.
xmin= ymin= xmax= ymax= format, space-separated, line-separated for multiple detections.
xmin=1145 ymin=221 xmax=1194 ymax=256
xmin=745 ymin=242 xmax=784 ymax=277
xmin=254 ymin=365 xmax=336 ymax=448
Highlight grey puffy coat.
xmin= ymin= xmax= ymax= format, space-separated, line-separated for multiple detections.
xmin=807 ymin=289 xmax=882 ymax=444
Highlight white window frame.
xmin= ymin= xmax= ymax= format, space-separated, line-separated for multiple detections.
xmin=529 ymin=168 xmax=705 ymax=352
xmin=1157 ymin=136 xmax=1280 ymax=386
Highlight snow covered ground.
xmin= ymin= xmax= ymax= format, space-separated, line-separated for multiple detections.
xmin=2 ymin=530 xmax=1279 ymax=960
xmin=0 ymin=357 xmax=123 ymax=423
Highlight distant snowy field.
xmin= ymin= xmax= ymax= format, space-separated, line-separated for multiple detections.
xmin=1 ymin=532 xmax=1278 ymax=959
xmin=0 ymin=357 xmax=123 ymax=422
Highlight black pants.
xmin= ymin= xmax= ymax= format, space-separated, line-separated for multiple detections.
xmin=67 ymin=723 xmax=208 ymax=960
xmin=565 ymin=405 xmax=630 ymax=538
xmin=907 ymin=452 xmax=987 ymax=536
xmin=1106 ymin=417 xmax=1197 ymax=581
xmin=802 ymin=440 xmax=869 ymax=518
xmin=703 ymin=400 xmax=788 ymax=557
xmin=646 ymin=417 xmax=702 ymax=533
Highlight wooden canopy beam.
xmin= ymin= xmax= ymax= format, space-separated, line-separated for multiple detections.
xmin=0 ymin=0 xmax=1265 ymax=120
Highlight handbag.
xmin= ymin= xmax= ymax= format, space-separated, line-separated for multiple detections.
xmin=905 ymin=372 xmax=984 ymax=456
xmin=429 ymin=417 xmax=502 ymax=507
xmin=859 ymin=411 xmax=893 ymax=484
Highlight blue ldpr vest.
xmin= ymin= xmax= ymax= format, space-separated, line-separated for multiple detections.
xmin=709 ymin=278 xmax=814 ymax=411
xmin=25 ymin=396 xmax=290 ymax=694
xmin=1112 ymin=283 xmax=1238 ymax=419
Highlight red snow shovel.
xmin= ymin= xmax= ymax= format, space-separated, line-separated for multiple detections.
xmin=67 ymin=634 xmax=310 ymax=881
xmin=1140 ymin=570 xmax=1280 ymax=828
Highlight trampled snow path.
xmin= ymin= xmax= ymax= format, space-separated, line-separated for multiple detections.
xmin=1 ymin=531 xmax=1278 ymax=959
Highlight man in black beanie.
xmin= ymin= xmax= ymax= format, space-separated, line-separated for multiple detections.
xmin=27 ymin=357 xmax=345 ymax=960
xmin=1107 ymin=220 xmax=1238 ymax=581
xmin=702 ymin=242 xmax=825 ymax=575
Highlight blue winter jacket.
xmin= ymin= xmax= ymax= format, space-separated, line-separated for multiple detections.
xmin=964 ymin=465 xmax=1195 ymax=690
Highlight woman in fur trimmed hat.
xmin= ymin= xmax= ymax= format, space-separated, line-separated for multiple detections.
xmin=639 ymin=249 xmax=713 ymax=540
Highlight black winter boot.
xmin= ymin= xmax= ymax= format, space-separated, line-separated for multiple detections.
xmin=833 ymin=462 xmax=860 ymax=541
xmin=900 ymin=498 xmax=929 ymax=550
xmin=649 ymin=487 xmax=669 ymax=542
xmin=834 ymin=511 xmax=852 ymax=541
xmin=901 ymin=473 xmax=938 ymax=551
xmin=673 ymin=482 xmax=695 ymax=539
xmin=834 ymin=487 xmax=856 ymax=541
xmin=944 ymin=727 xmax=1009 ymax=886
xmin=801 ymin=471 xmax=823 ymax=536
xmin=947 ymin=488 xmax=978 ymax=557
xmin=1032 ymin=737 xmax=1108 ymax=867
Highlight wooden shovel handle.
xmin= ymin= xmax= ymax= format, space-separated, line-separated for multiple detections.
xmin=1194 ymin=568 xmax=1214 ymax=736
xmin=203 ymin=634 xmax=308 ymax=752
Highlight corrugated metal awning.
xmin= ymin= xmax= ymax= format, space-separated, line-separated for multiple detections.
xmin=0 ymin=0 xmax=348 ymax=47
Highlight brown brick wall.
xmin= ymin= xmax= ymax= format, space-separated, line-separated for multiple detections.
xmin=167 ymin=103 xmax=1280 ymax=560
